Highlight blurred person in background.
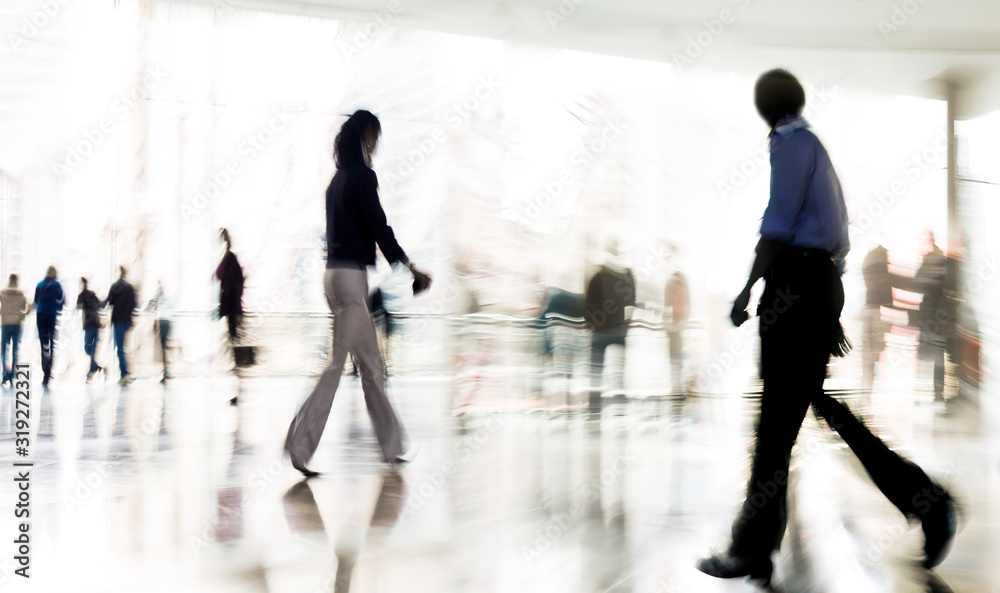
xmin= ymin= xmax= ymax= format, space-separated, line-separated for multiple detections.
xmin=77 ymin=277 xmax=104 ymax=382
xmin=33 ymin=266 xmax=64 ymax=387
xmin=284 ymin=110 xmax=432 ymax=476
xmin=861 ymin=243 xmax=894 ymax=392
xmin=0 ymin=274 xmax=30 ymax=388
xmin=215 ymin=228 xmax=245 ymax=343
xmin=907 ymin=231 xmax=949 ymax=402
xmin=146 ymin=280 xmax=173 ymax=383
xmin=104 ymin=266 xmax=137 ymax=386
xmin=215 ymin=229 xmax=246 ymax=404
xmin=584 ymin=241 xmax=636 ymax=416
xmin=664 ymin=267 xmax=690 ymax=395
xmin=698 ymin=69 xmax=956 ymax=586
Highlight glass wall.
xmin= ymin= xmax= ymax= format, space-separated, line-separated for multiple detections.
xmin=0 ymin=0 xmax=949 ymax=388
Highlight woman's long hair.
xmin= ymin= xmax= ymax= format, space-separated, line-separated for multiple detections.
xmin=334 ymin=110 xmax=381 ymax=169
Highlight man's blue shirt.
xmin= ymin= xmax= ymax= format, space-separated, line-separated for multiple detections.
xmin=761 ymin=116 xmax=850 ymax=270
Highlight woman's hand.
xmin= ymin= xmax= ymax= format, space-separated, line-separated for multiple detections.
xmin=408 ymin=264 xmax=432 ymax=295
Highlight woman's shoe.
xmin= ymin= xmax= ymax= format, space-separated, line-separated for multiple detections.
xmin=295 ymin=465 xmax=319 ymax=478
xmin=697 ymin=552 xmax=773 ymax=587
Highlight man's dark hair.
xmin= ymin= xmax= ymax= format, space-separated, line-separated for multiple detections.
xmin=334 ymin=110 xmax=381 ymax=168
xmin=8 ymin=274 xmax=17 ymax=287
xmin=80 ymin=276 xmax=88 ymax=286
xmin=754 ymin=69 xmax=806 ymax=128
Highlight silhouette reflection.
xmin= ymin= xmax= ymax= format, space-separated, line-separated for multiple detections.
xmin=283 ymin=471 xmax=406 ymax=592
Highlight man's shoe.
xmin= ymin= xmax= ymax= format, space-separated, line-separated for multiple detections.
xmin=922 ymin=491 xmax=957 ymax=568
xmin=697 ymin=552 xmax=772 ymax=587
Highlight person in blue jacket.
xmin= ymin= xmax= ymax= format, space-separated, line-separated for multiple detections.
xmin=33 ymin=266 xmax=65 ymax=387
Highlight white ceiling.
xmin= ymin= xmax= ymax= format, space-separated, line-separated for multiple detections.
xmin=169 ymin=0 xmax=1000 ymax=109
xmin=2 ymin=0 xmax=998 ymax=173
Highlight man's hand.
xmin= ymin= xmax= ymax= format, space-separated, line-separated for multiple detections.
xmin=730 ymin=289 xmax=751 ymax=327
xmin=409 ymin=264 xmax=432 ymax=295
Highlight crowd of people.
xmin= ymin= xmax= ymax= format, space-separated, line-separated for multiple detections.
xmin=0 ymin=67 xmax=962 ymax=582
xmin=0 ymin=228 xmax=246 ymax=389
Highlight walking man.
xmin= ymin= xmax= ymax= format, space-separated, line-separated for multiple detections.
xmin=584 ymin=242 xmax=636 ymax=415
xmin=105 ymin=266 xmax=137 ymax=385
xmin=33 ymin=266 xmax=64 ymax=387
xmin=697 ymin=69 xmax=956 ymax=586
xmin=77 ymin=277 xmax=104 ymax=382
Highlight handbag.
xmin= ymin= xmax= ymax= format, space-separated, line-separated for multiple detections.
xmin=234 ymin=345 xmax=256 ymax=367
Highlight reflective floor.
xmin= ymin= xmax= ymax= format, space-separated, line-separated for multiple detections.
xmin=0 ymin=361 xmax=997 ymax=592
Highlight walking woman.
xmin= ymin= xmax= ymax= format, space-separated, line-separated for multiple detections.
xmin=284 ymin=110 xmax=431 ymax=476
xmin=215 ymin=228 xmax=244 ymax=343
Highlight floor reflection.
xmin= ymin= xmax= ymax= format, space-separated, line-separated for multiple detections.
xmin=0 ymin=370 xmax=993 ymax=592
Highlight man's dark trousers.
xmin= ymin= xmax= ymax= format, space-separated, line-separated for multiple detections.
xmin=730 ymin=249 xmax=939 ymax=560
xmin=36 ymin=313 xmax=56 ymax=381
